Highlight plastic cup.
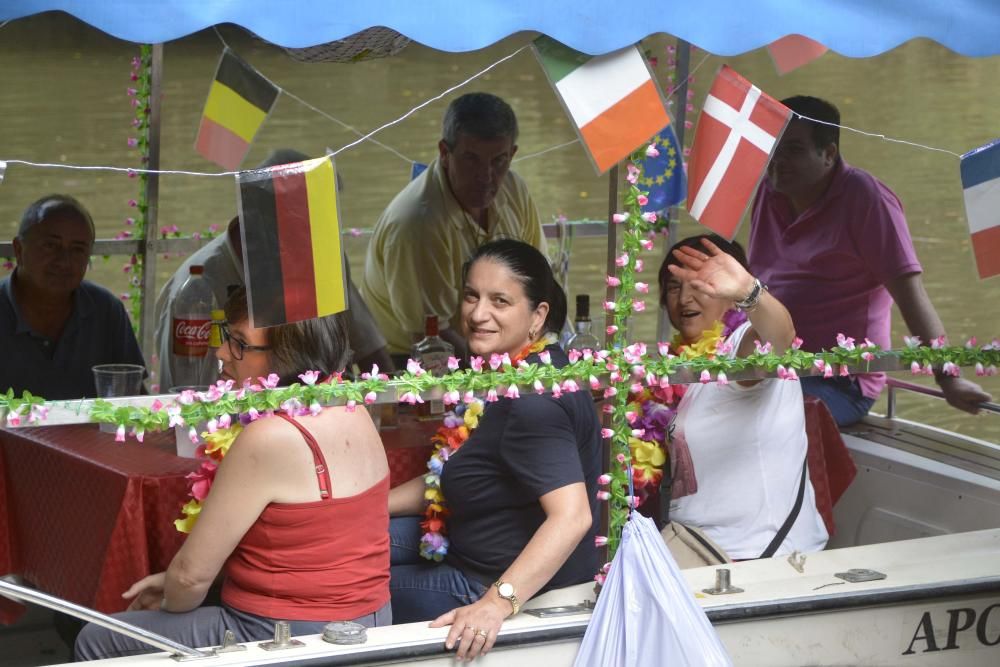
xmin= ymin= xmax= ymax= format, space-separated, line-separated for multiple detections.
xmin=92 ymin=364 xmax=145 ymax=433
xmin=168 ymin=386 xmax=209 ymax=457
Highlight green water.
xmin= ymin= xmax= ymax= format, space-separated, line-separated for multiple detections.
xmin=1 ymin=15 xmax=998 ymax=440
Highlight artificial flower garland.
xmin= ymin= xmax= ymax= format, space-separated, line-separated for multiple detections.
xmin=417 ymin=333 xmax=558 ymax=561
xmin=1 ymin=138 xmax=999 ymax=565
xmin=623 ymin=309 xmax=750 ymax=503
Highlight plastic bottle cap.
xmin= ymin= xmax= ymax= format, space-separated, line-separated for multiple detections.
xmin=189 ymin=265 xmax=205 ymax=275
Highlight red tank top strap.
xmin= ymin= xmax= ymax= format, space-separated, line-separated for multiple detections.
xmin=276 ymin=412 xmax=332 ymax=499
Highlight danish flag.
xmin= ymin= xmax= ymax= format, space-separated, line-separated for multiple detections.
xmin=687 ymin=66 xmax=792 ymax=239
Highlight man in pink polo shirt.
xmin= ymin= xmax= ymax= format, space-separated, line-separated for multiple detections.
xmin=749 ymin=95 xmax=990 ymax=426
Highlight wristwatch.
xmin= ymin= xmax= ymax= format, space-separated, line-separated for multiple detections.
xmin=735 ymin=277 xmax=767 ymax=312
xmin=493 ymin=579 xmax=520 ymax=615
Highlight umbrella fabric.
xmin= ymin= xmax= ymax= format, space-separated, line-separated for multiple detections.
xmin=574 ymin=514 xmax=732 ymax=666
xmin=2 ymin=1 xmax=1000 ymax=56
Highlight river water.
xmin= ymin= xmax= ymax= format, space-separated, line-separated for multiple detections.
xmin=1 ymin=15 xmax=998 ymax=440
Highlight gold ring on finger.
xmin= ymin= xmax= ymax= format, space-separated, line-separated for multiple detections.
xmin=476 ymin=629 xmax=488 ymax=638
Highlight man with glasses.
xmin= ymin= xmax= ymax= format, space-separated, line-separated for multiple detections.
xmin=361 ymin=93 xmax=547 ymax=362
xmin=0 ymin=194 xmax=145 ymax=399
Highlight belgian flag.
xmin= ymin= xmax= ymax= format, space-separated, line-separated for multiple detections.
xmin=237 ymin=156 xmax=347 ymax=328
xmin=196 ymin=49 xmax=279 ymax=170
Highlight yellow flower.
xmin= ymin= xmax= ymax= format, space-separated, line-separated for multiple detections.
xmin=202 ymin=423 xmax=243 ymax=458
xmin=674 ymin=320 xmax=725 ymax=359
xmin=174 ymin=499 xmax=202 ymax=534
xmin=463 ymin=401 xmax=484 ymax=429
xmin=629 ymin=437 xmax=666 ymax=468
xmin=424 ymin=487 xmax=444 ymax=503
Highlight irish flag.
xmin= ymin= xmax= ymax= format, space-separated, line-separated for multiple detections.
xmin=196 ymin=49 xmax=279 ymax=170
xmin=961 ymin=139 xmax=1000 ymax=279
xmin=237 ymin=156 xmax=347 ymax=328
xmin=534 ymin=36 xmax=670 ymax=174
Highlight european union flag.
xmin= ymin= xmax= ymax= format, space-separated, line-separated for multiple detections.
xmin=638 ymin=124 xmax=686 ymax=214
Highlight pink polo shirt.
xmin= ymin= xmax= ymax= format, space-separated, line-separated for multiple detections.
xmin=748 ymin=158 xmax=921 ymax=399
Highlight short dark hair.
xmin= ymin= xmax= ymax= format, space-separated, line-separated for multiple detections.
xmin=224 ymin=287 xmax=352 ymax=385
xmin=17 ymin=194 xmax=96 ymax=241
xmin=658 ymin=234 xmax=749 ymax=308
xmin=442 ymin=93 xmax=519 ymax=149
xmin=463 ymin=239 xmax=566 ymax=336
xmin=781 ymin=95 xmax=840 ymax=150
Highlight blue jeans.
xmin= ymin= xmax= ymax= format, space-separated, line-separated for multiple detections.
xmin=800 ymin=376 xmax=875 ymax=427
xmin=389 ymin=516 xmax=488 ymax=624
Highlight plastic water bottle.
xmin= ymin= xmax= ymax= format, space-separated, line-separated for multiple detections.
xmin=171 ymin=265 xmax=217 ymax=387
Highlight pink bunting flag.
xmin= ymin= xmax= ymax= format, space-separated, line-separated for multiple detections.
xmin=768 ymin=35 xmax=829 ymax=75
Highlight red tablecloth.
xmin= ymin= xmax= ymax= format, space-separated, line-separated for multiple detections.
xmin=0 ymin=416 xmax=437 ymax=624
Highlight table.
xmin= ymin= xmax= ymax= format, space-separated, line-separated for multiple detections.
xmin=0 ymin=416 xmax=437 ymax=624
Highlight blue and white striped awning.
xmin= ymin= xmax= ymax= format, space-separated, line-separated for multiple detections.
xmin=2 ymin=0 xmax=1000 ymax=56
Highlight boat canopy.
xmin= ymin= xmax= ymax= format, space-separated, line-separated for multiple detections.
xmin=2 ymin=0 xmax=1000 ymax=56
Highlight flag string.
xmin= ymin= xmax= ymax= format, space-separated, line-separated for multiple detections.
xmin=211 ymin=27 xmax=419 ymax=164
xmin=794 ymin=113 xmax=963 ymax=158
xmin=0 ymin=43 xmax=967 ymax=179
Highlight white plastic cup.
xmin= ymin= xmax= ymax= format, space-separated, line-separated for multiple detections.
xmin=92 ymin=364 xmax=145 ymax=433
xmin=168 ymin=386 xmax=210 ymax=457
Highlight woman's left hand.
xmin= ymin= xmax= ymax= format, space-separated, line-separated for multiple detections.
xmin=668 ymin=238 xmax=754 ymax=302
xmin=429 ymin=594 xmax=510 ymax=661
xmin=123 ymin=572 xmax=167 ymax=611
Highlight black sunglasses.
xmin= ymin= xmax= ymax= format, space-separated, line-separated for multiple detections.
xmin=220 ymin=323 xmax=272 ymax=361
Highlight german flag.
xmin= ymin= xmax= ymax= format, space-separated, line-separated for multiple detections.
xmin=195 ymin=49 xmax=279 ymax=170
xmin=237 ymin=156 xmax=347 ymax=328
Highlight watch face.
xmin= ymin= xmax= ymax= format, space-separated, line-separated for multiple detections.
xmin=497 ymin=582 xmax=515 ymax=597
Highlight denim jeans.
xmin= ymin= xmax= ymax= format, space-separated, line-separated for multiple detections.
xmin=800 ymin=376 xmax=876 ymax=427
xmin=389 ymin=516 xmax=489 ymax=624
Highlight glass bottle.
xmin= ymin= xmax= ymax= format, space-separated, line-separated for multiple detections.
xmin=566 ymin=294 xmax=601 ymax=352
xmin=411 ymin=315 xmax=454 ymax=416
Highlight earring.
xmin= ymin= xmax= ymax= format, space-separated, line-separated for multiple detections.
xmin=529 ymin=328 xmax=536 ymax=340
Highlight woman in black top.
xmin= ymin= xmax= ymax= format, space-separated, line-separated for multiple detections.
xmin=388 ymin=239 xmax=601 ymax=660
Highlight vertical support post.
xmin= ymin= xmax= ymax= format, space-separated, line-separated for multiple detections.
xmin=138 ymin=43 xmax=163 ymax=364
xmin=655 ymin=38 xmax=691 ymax=344
xmin=599 ymin=164 xmax=620 ymax=567
xmin=603 ymin=165 xmax=620 ymax=348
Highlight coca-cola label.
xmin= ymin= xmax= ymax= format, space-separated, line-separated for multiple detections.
xmin=173 ymin=317 xmax=211 ymax=356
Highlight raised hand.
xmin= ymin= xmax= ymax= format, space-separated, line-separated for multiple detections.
xmin=667 ymin=238 xmax=755 ymax=303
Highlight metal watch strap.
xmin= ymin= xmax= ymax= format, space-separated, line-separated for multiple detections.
xmin=493 ymin=580 xmax=520 ymax=615
xmin=735 ymin=277 xmax=765 ymax=312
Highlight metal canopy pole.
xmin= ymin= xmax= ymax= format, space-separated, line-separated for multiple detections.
xmin=138 ymin=43 xmax=163 ymax=362
xmin=655 ymin=38 xmax=691 ymax=344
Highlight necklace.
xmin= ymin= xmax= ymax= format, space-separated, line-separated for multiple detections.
xmin=419 ymin=333 xmax=557 ymax=561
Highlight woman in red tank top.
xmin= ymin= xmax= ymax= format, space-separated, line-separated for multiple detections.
xmin=75 ymin=288 xmax=390 ymax=661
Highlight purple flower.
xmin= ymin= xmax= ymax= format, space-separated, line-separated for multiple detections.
xmin=721 ymin=309 xmax=748 ymax=336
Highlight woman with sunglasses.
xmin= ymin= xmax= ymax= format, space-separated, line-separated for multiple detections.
xmin=75 ymin=287 xmax=390 ymax=660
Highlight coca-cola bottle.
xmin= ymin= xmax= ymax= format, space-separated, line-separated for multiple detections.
xmin=412 ymin=315 xmax=454 ymax=417
xmin=171 ymin=265 xmax=217 ymax=387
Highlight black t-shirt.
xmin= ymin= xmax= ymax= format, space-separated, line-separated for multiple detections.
xmin=442 ymin=345 xmax=601 ymax=590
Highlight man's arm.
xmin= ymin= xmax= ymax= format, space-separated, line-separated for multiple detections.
xmin=886 ymin=273 xmax=992 ymax=414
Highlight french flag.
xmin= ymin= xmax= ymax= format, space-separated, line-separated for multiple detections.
xmin=961 ymin=139 xmax=1000 ymax=279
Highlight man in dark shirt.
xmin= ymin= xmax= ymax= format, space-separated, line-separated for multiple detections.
xmin=0 ymin=194 xmax=146 ymax=400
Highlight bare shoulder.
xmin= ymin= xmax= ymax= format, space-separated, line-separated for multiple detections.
xmin=226 ymin=415 xmax=311 ymax=464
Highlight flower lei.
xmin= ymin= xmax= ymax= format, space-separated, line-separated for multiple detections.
xmin=171 ymin=370 xmax=359 ymax=533
xmin=623 ymin=309 xmax=749 ymax=503
xmin=419 ymin=333 xmax=558 ymax=561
